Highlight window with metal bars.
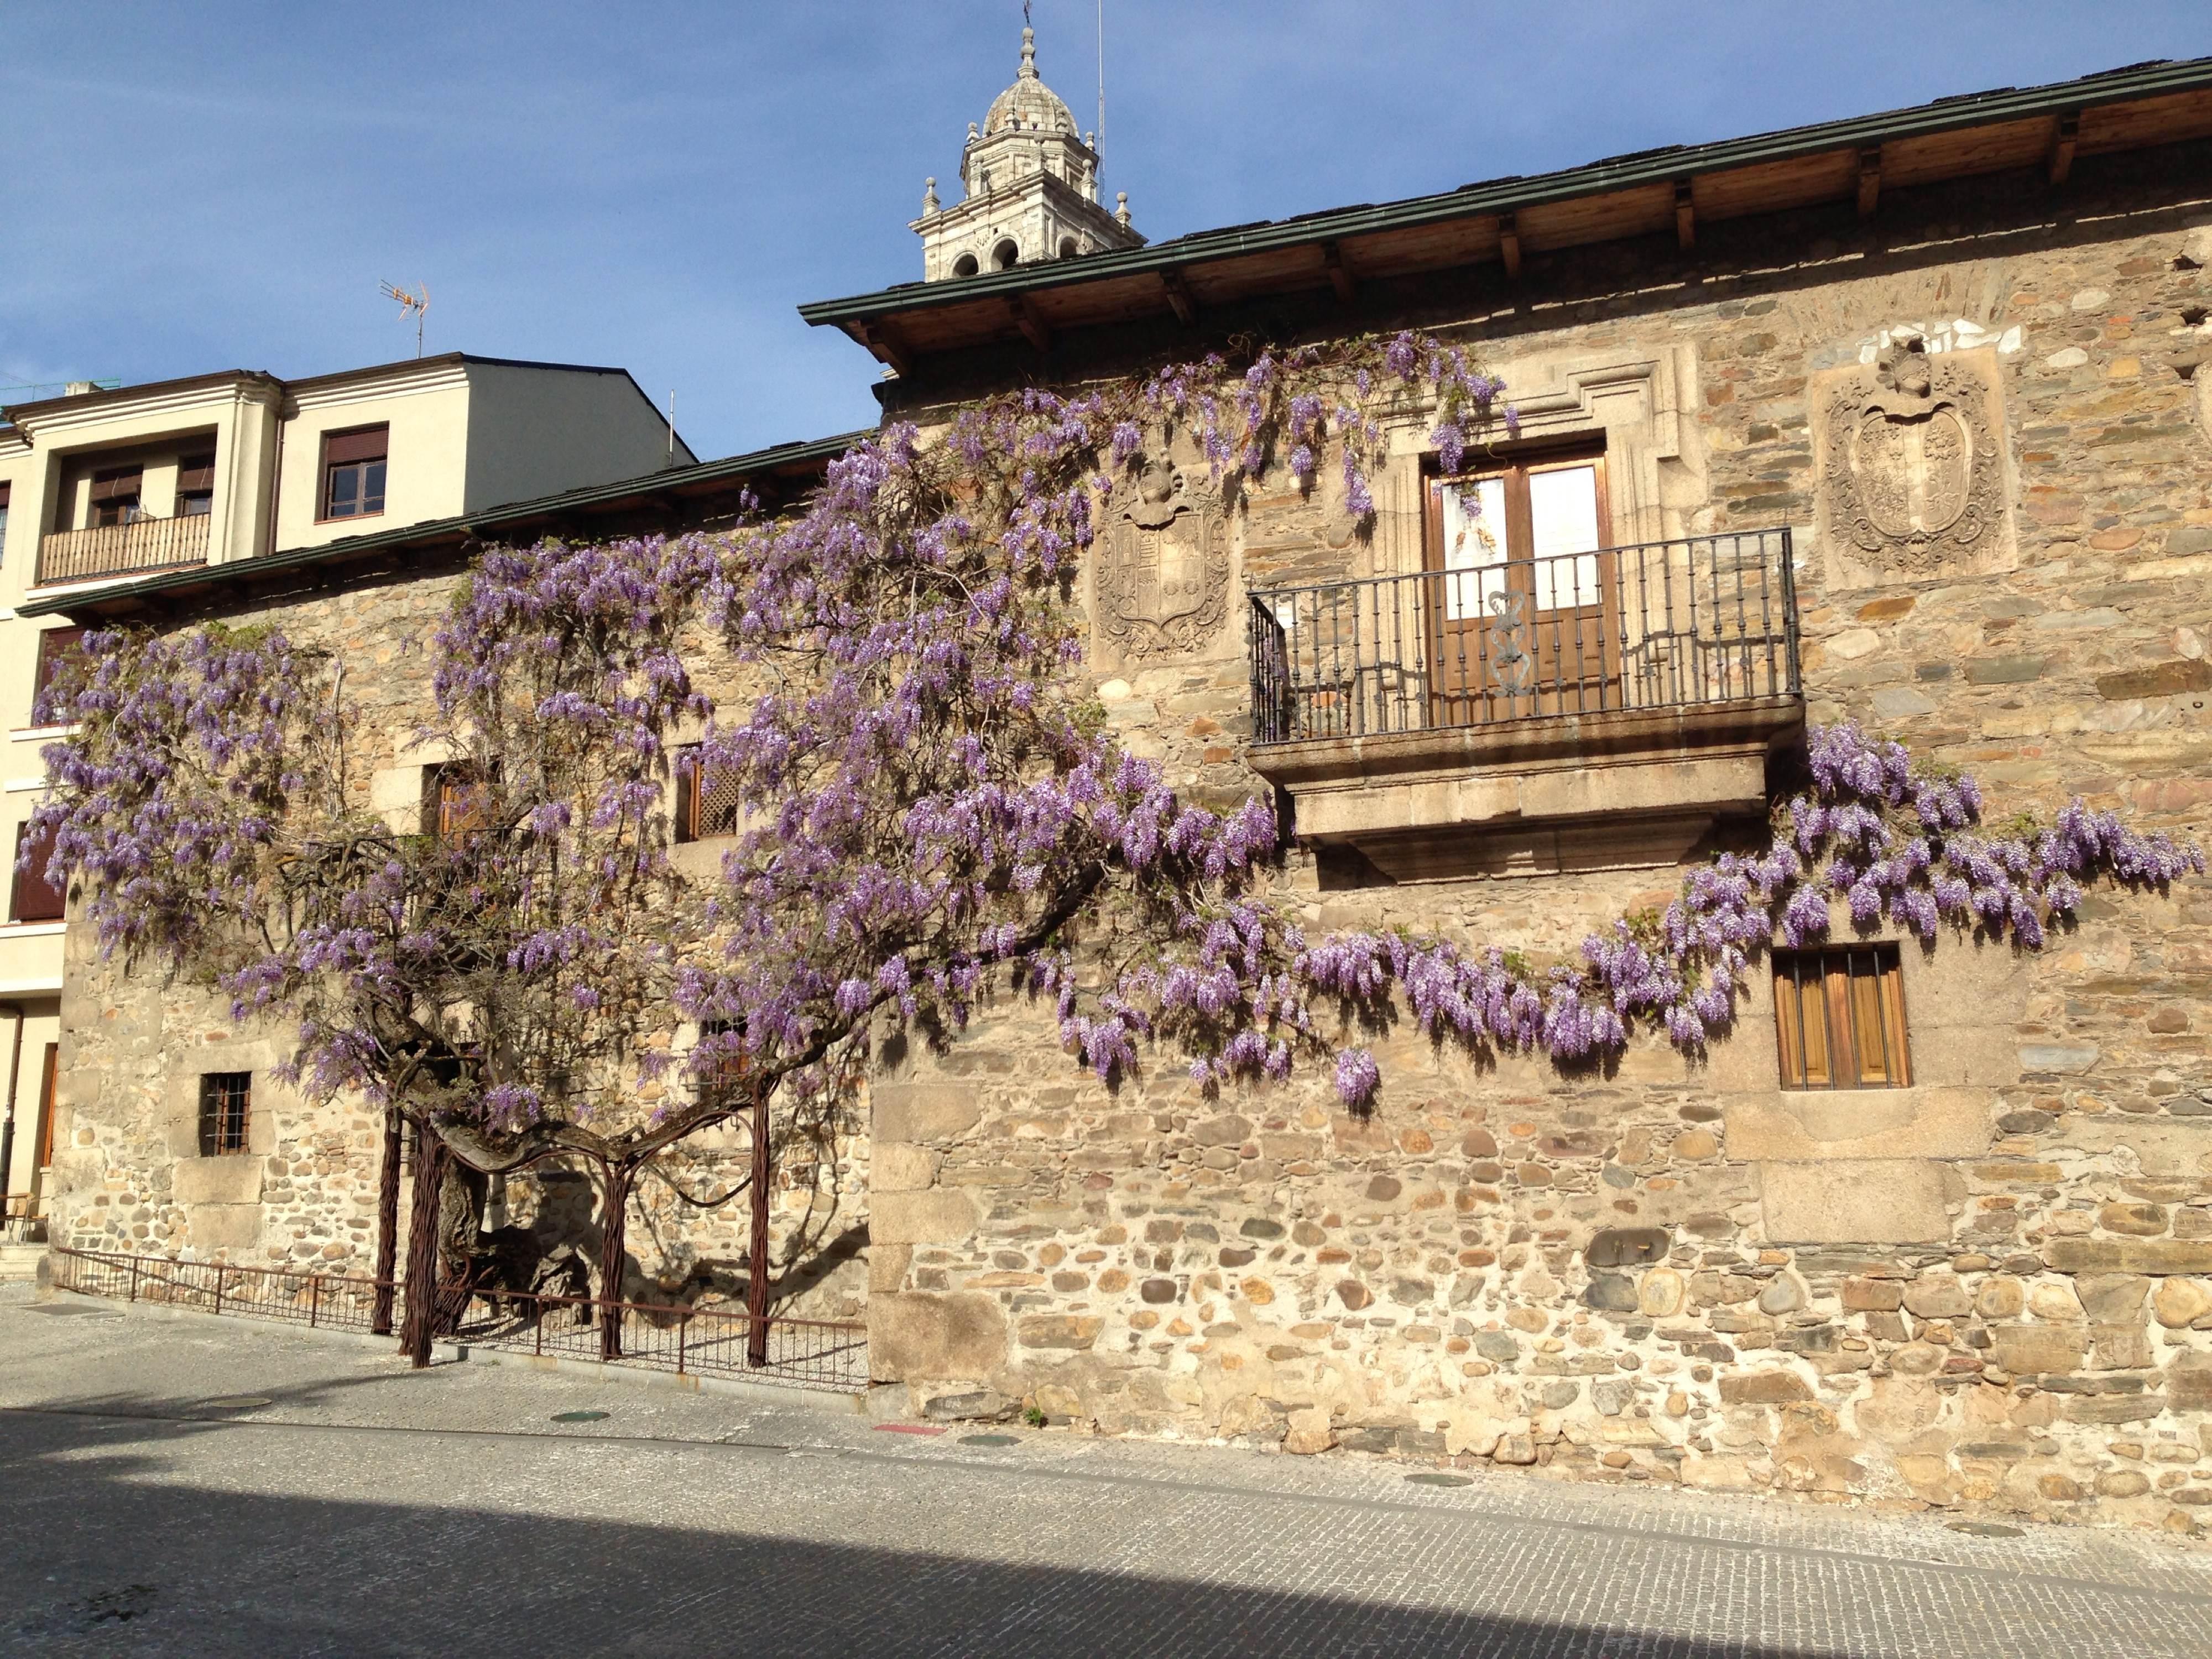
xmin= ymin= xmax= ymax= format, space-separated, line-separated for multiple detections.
xmin=675 ymin=745 xmax=742 ymax=842
xmin=199 ymin=1071 xmax=252 ymax=1156
xmin=1773 ymin=945 xmax=1912 ymax=1090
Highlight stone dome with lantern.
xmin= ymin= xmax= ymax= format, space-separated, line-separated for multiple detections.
xmin=911 ymin=24 xmax=1144 ymax=283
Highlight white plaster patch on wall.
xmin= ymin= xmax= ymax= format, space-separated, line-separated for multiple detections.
xmin=1854 ymin=318 xmax=2025 ymax=364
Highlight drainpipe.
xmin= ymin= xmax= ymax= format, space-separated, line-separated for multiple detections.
xmin=0 ymin=1001 xmax=23 ymax=1228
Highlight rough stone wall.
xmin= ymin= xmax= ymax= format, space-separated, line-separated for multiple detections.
xmin=868 ymin=187 xmax=2212 ymax=1532
xmin=47 ymin=570 xmax=868 ymax=1320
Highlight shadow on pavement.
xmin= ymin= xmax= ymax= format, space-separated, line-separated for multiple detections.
xmin=0 ymin=1402 xmax=1849 ymax=1659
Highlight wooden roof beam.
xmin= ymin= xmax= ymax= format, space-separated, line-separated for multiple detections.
xmin=1008 ymin=295 xmax=1052 ymax=352
xmin=1159 ymin=267 xmax=1197 ymax=325
xmin=1498 ymin=212 xmax=1522 ymax=279
xmin=2048 ymin=111 xmax=2081 ymax=185
xmin=1857 ymin=145 xmax=1882 ymax=217
xmin=1674 ymin=180 xmax=1695 ymax=250
xmin=1322 ymin=241 xmax=1358 ymax=304
xmin=852 ymin=321 xmax=912 ymax=377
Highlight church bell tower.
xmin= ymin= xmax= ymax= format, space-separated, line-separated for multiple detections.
xmin=911 ymin=23 xmax=1144 ymax=281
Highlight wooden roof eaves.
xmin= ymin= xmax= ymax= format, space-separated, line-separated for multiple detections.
xmin=799 ymin=55 xmax=2212 ymax=349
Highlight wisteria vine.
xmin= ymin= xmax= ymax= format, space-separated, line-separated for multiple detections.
xmin=23 ymin=328 xmax=2205 ymax=1144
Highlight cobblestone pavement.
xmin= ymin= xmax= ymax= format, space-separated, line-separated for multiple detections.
xmin=2 ymin=1286 xmax=2209 ymax=1658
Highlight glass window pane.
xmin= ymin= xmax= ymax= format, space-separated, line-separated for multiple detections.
xmin=328 ymin=463 xmax=359 ymax=517
xmin=1528 ymin=466 xmax=1601 ymax=611
xmin=362 ymin=460 xmax=385 ymax=514
xmin=1439 ymin=476 xmax=1508 ymax=621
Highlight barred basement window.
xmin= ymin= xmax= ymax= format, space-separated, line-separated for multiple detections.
xmin=675 ymin=745 xmax=742 ymax=842
xmin=423 ymin=763 xmax=494 ymax=836
xmin=1773 ymin=945 xmax=1911 ymax=1090
xmin=199 ymin=1071 xmax=252 ymax=1156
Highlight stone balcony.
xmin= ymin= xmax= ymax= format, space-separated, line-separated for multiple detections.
xmin=1247 ymin=528 xmax=1805 ymax=881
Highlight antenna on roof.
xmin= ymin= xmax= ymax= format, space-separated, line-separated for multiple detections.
xmin=1097 ymin=0 xmax=1105 ymax=159
xmin=380 ymin=280 xmax=430 ymax=358
xmin=666 ymin=389 xmax=677 ymax=466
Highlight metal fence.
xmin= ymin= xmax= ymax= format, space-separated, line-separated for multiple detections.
xmin=36 ymin=512 xmax=211 ymax=587
xmin=47 ymin=1246 xmax=869 ymax=1395
xmin=453 ymin=1286 xmax=870 ymax=1393
xmin=1249 ymin=528 xmax=1799 ymax=745
xmin=49 ymin=1245 xmax=389 ymax=1333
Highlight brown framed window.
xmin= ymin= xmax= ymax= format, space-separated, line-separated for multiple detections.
xmin=423 ymin=763 xmax=495 ymax=837
xmin=89 ymin=466 xmax=144 ymax=528
xmin=320 ymin=426 xmax=388 ymax=521
xmin=176 ymin=452 xmax=216 ymax=517
xmin=31 ymin=628 xmax=85 ymax=725
xmin=199 ymin=1071 xmax=252 ymax=1156
xmin=1423 ymin=448 xmax=1615 ymax=721
xmin=675 ymin=745 xmax=742 ymax=843
xmin=1774 ymin=945 xmax=1911 ymax=1089
xmin=10 ymin=819 xmax=65 ymax=923
xmin=0 ymin=479 xmax=12 ymax=569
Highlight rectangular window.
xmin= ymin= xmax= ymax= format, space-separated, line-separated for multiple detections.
xmin=9 ymin=818 xmax=65 ymax=923
xmin=675 ymin=745 xmax=742 ymax=842
xmin=31 ymin=628 xmax=85 ymax=725
xmin=90 ymin=466 xmax=144 ymax=528
xmin=176 ymin=452 xmax=216 ymax=517
xmin=320 ymin=426 xmax=388 ymax=521
xmin=1773 ymin=945 xmax=1911 ymax=1090
xmin=0 ymin=479 xmax=11 ymax=568
xmin=199 ymin=1071 xmax=252 ymax=1156
xmin=423 ymin=763 xmax=494 ymax=836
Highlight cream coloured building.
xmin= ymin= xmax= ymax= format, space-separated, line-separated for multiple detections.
xmin=0 ymin=351 xmax=693 ymax=1235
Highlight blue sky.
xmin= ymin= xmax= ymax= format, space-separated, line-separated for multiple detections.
xmin=5 ymin=3 xmax=2208 ymax=460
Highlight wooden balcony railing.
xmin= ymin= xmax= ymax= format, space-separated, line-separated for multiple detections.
xmin=36 ymin=512 xmax=212 ymax=587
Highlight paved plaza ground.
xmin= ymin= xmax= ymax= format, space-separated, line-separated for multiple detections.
xmin=2 ymin=1284 xmax=2209 ymax=1657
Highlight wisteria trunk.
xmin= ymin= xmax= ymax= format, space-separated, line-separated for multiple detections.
xmin=400 ymin=1126 xmax=449 ymax=1369
xmin=746 ymin=1088 xmax=771 ymax=1369
xmin=371 ymin=1109 xmax=401 ymax=1336
xmin=597 ymin=1161 xmax=634 ymax=1362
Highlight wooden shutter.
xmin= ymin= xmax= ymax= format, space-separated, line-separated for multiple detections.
xmin=90 ymin=466 xmax=143 ymax=503
xmin=323 ymin=426 xmax=388 ymax=465
xmin=176 ymin=453 xmax=216 ymax=493
xmin=32 ymin=628 xmax=84 ymax=719
xmin=1774 ymin=946 xmax=1908 ymax=1089
xmin=11 ymin=819 xmax=64 ymax=923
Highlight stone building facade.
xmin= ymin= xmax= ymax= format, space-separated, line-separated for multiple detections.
xmin=31 ymin=53 xmax=2212 ymax=1529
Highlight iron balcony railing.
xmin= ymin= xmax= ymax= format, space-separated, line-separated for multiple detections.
xmin=36 ymin=510 xmax=212 ymax=587
xmin=1249 ymin=528 xmax=1800 ymax=745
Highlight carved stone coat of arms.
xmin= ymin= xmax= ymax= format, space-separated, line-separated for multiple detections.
xmin=1812 ymin=338 xmax=2016 ymax=590
xmin=1094 ymin=457 xmax=1229 ymax=667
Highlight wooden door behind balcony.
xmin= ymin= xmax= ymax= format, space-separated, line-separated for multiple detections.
xmin=1425 ymin=454 xmax=1615 ymax=725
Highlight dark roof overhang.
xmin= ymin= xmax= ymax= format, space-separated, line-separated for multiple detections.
xmin=799 ymin=56 xmax=2212 ymax=368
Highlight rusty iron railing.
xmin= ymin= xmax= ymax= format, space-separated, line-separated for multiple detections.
xmin=48 ymin=1244 xmax=388 ymax=1333
xmin=453 ymin=1286 xmax=869 ymax=1393
xmin=45 ymin=1245 xmax=868 ymax=1394
xmin=36 ymin=512 xmax=212 ymax=587
xmin=1249 ymin=527 xmax=1800 ymax=745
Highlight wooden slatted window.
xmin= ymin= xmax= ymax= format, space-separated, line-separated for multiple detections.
xmin=34 ymin=1043 xmax=58 ymax=1169
xmin=10 ymin=818 xmax=65 ymax=923
xmin=423 ymin=763 xmax=494 ymax=837
xmin=675 ymin=744 xmax=742 ymax=843
xmin=1773 ymin=945 xmax=1911 ymax=1090
xmin=176 ymin=451 xmax=216 ymax=517
xmin=31 ymin=628 xmax=85 ymax=724
xmin=199 ymin=1071 xmax=252 ymax=1156
xmin=90 ymin=465 xmax=144 ymax=528
xmin=320 ymin=425 xmax=388 ymax=521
